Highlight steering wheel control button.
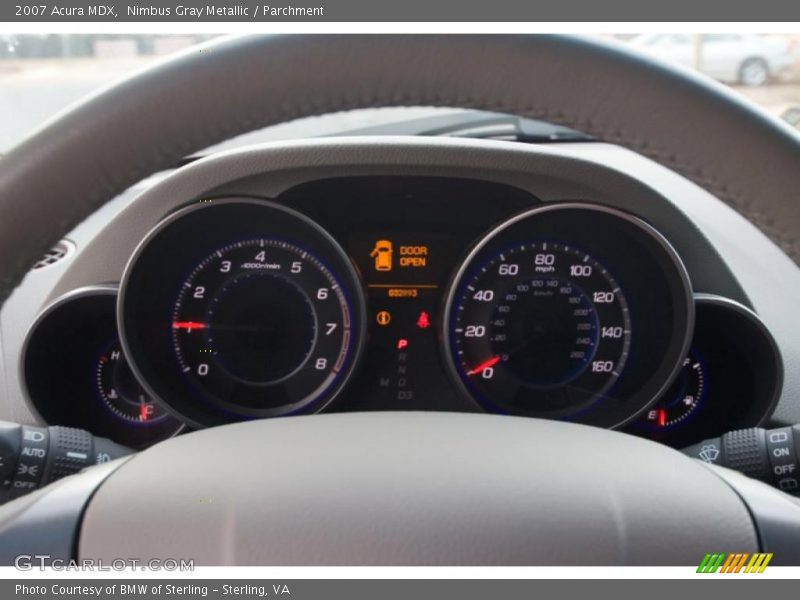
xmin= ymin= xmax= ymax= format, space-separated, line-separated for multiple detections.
xmin=766 ymin=427 xmax=800 ymax=493
xmin=683 ymin=426 xmax=800 ymax=495
xmin=11 ymin=425 xmax=49 ymax=498
xmin=724 ymin=428 xmax=771 ymax=483
xmin=0 ymin=422 xmax=22 ymax=492
xmin=45 ymin=426 xmax=93 ymax=482
xmin=0 ymin=421 xmax=133 ymax=504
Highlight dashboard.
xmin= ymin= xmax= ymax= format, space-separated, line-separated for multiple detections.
xmin=2 ymin=131 xmax=796 ymax=453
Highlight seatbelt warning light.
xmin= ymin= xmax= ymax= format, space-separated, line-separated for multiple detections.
xmin=416 ymin=311 xmax=431 ymax=329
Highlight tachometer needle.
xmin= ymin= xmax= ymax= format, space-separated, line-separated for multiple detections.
xmin=172 ymin=321 xmax=207 ymax=331
xmin=467 ymin=355 xmax=501 ymax=376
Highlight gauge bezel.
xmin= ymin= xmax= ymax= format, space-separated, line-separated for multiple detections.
xmin=692 ymin=294 xmax=783 ymax=427
xmin=20 ymin=285 xmax=185 ymax=447
xmin=118 ymin=197 xmax=367 ymax=428
xmin=21 ymin=284 xmax=119 ymax=426
xmin=441 ymin=202 xmax=695 ymax=428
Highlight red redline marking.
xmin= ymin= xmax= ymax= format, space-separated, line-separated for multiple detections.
xmin=658 ymin=409 xmax=666 ymax=427
xmin=467 ymin=356 xmax=501 ymax=376
xmin=172 ymin=321 xmax=207 ymax=331
xmin=140 ymin=403 xmax=149 ymax=422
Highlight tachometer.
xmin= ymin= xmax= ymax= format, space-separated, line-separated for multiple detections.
xmin=170 ymin=239 xmax=352 ymax=416
xmin=443 ymin=203 xmax=693 ymax=428
xmin=119 ymin=199 xmax=366 ymax=427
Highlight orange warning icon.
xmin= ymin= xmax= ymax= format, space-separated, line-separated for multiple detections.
xmin=370 ymin=240 xmax=393 ymax=271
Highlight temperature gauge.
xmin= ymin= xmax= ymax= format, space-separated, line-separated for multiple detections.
xmin=95 ymin=338 xmax=170 ymax=425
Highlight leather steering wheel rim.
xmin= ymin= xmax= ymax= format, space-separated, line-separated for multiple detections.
xmin=1 ymin=34 xmax=799 ymax=308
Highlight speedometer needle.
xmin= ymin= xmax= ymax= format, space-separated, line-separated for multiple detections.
xmin=467 ymin=355 xmax=501 ymax=376
xmin=172 ymin=321 xmax=207 ymax=331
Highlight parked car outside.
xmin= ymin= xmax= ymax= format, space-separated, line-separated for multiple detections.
xmin=630 ymin=33 xmax=798 ymax=86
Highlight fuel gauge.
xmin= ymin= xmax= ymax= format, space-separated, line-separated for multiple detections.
xmin=641 ymin=349 xmax=706 ymax=430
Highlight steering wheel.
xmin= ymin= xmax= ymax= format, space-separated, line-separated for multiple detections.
xmin=2 ymin=35 xmax=800 ymax=565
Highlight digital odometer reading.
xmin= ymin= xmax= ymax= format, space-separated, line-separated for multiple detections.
xmin=171 ymin=239 xmax=352 ymax=417
xmin=450 ymin=242 xmax=632 ymax=418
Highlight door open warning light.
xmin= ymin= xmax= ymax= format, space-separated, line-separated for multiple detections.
xmin=370 ymin=240 xmax=393 ymax=271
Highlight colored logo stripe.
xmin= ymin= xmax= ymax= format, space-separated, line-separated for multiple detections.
xmin=697 ymin=553 xmax=773 ymax=573
xmin=697 ymin=553 xmax=726 ymax=573
xmin=745 ymin=553 xmax=773 ymax=573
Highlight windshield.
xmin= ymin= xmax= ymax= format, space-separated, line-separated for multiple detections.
xmin=2 ymin=33 xmax=799 ymax=152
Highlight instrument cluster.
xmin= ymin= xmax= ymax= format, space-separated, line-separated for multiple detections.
xmin=22 ymin=176 xmax=781 ymax=448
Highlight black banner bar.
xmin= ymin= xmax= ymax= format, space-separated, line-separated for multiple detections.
xmin=3 ymin=0 xmax=800 ymax=22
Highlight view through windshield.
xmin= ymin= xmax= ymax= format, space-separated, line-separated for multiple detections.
xmin=2 ymin=33 xmax=799 ymax=152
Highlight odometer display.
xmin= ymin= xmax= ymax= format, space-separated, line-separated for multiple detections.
xmin=443 ymin=203 xmax=694 ymax=428
xmin=452 ymin=242 xmax=632 ymax=417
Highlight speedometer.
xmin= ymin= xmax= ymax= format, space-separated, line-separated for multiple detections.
xmin=452 ymin=242 xmax=632 ymax=417
xmin=443 ymin=203 xmax=693 ymax=428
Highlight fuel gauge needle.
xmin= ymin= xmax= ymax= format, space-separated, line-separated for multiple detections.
xmin=467 ymin=355 xmax=501 ymax=376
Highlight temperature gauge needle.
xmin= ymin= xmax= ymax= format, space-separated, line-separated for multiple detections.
xmin=467 ymin=355 xmax=501 ymax=376
xmin=172 ymin=321 xmax=207 ymax=331
xmin=139 ymin=401 xmax=149 ymax=422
